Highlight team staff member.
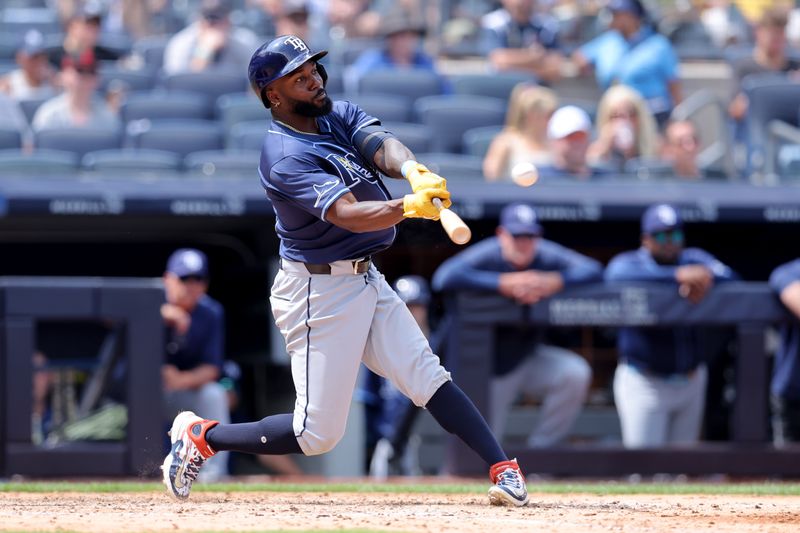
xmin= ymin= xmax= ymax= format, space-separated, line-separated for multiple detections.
xmin=433 ymin=203 xmax=599 ymax=447
xmin=162 ymin=35 xmax=529 ymax=507
xmin=605 ymin=204 xmax=737 ymax=448
xmin=769 ymin=259 xmax=800 ymax=445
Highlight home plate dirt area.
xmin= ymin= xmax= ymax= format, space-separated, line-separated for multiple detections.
xmin=2 ymin=490 xmax=799 ymax=532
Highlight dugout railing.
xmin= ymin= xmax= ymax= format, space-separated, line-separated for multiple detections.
xmin=443 ymin=282 xmax=800 ymax=477
xmin=0 ymin=277 xmax=164 ymax=477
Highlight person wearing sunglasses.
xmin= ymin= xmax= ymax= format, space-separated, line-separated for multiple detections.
xmin=433 ymin=203 xmax=601 ymax=450
xmin=605 ymin=204 xmax=738 ymax=448
xmin=160 ymin=248 xmax=231 ymax=482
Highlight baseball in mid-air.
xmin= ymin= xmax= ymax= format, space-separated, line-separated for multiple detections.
xmin=510 ymin=161 xmax=539 ymax=187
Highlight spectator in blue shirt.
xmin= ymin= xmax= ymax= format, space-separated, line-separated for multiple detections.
xmin=433 ymin=203 xmax=600 ymax=447
xmin=605 ymin=204 xmax=738 ymax=448
xmin=345 ymin=10 xmax=448 ymax=94
xmin=481 ymin=0 xmax=564 ymax=83
xmin=768 ymin=259 xmax=800 ymax=446
xmin=161 ymin=248 xmax=231 ymax=481
xmin=572 ymin=0 xmax=682 ymax=125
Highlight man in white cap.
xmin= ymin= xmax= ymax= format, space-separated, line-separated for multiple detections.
xmin=539 ymin=105 xmax=609 ymax=180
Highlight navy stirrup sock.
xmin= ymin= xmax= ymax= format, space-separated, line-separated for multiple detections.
xmin=206 ymin=413 xmax=303 ymax=455
xmin=425 ymin=381 xmax=507 ymax=465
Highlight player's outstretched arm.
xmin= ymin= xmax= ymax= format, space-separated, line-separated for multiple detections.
xmin=373 ymin=137 xmax=415 ymax=179
xmin=326 ymin=192 xmax=405 ymax=233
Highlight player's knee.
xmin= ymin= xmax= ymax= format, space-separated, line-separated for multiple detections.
xmin=299 ymin=428 xmax=346 ymax=456
xmin=561 ymin=358 xmax=592 ymax=393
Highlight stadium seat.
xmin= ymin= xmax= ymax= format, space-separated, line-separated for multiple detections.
xmin=99 ymin=66 xmax=157 ymax=93
xmin=184 ymin=149 xmax=261 ymax=178
xmin=0 ymin=8 xmax=61 ymax=38
xmin=335 ymin=93 xmax=413 ymax=123
xmin=227 ymin=120 xmax=265 ymax=151
xmin=0 ymin=128 xmax=22 ymax=150
xmin=34 ymin=127 xmax=123 ymax=159
xmin=358 ymin=69 xmax=444 ymax=102
xmin=18 ymin=96 xmax=49 ymax=124
xmin=0 ymin=148 xmax=79 ymax=176
xmin=131 ymin=34 xmax=170 ymax=71
xmin=127 ymin=119 xmax=224 ymax=157
xmin=162 ymin=71 xmax=249 ymax=104
xmin=380 ymin=122 xmax=435 ymax=155
xmin=415 ymin=152 xmax=485 ymax=181
xmin=121 ymin=91 xmax=210 ymax=123
xmin=742 ymin=73 xmax=800 ymax=177
xmin=413 ymin=95 xmax=507 ymax=153
xmin=216 ymin=93 xmax=268 ymax=133
xmin=82 ymin=148 xmax=183 ymax=175
xmin=449 ymin=72 xmax=535 ymax=101
xmin=323 ymin=68 xmax=344 ymax=95
xmin=623 ymin=157 xmax=675 ymax=180
xmin=462 ymin=125 xmax=503 ymax=158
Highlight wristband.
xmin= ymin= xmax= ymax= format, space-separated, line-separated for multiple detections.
xmin=401 ymin=160 xmax=418 ymax=179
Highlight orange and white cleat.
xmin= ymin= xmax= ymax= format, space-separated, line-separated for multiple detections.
xmin=161 ymin=411 xmax=218 ymax=500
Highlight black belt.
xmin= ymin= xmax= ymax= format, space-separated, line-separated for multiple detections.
xmin=300 ymin=257 xmax=371 ymax=275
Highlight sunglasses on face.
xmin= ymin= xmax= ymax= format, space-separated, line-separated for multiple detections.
xmin=650 ymin=229 xmax=684 ymax=245
xmin=179 ymin=275 xmax=207 ymax=283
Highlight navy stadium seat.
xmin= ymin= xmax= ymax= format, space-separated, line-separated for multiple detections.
xmin=413 ymin=95 xmax=506 ymax=153
xmin=415 ymin=152 xmax=485 ymax=181
xmin=82 ymin=148 xmax=183 ymax=174
xmin=449 ymin=72 xmax=535 ymax=101
xmin=462 ymin=125 xmax=503 ymax=158
xmin=0 ymin=128 xmax=23 ymax=150
xmin=131 ymin=35 xmax=170 ymax=71
xmin=0 ymin=148 xmax=79 ymax=176
xmin=99 ymin=66 xmax=157 ymax=93
xmin=184 ymin=149 xmax=261 ymax=178
xmin=380 ymin=122 xmax=435 ymax=155
xmin=227 ymin=121 xmax=265 ymax=151
xmin=127 ymin=119 xmax=224 ymax=157
xmin=34 ymin=127 xmax=123 ymax=158
xmin=18 ymin=96 xmax=49 ymax=124
xmin=121 ymin=91 xmax=210 ymax=123
xmin=336 ymin=93 xmax=413 ymax=123
xmin=162 ymin=71 xmax=249 ymax=104
xmin=216 ymin=93 xmax=268 ymax=133
xmin=358 ymin=69 xmax=444 ymax=102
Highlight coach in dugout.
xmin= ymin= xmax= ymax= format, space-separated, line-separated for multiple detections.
xmin=605 ymin=204 xmax=738 ymax=448
xmin=769 ymin=258 xmax=800 ymax=446
xmin=433 ymin=203 xmax=599 ymax=447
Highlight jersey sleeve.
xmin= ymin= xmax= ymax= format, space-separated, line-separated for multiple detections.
xmin=770 ymin=259 xmax=800 ymax=294
xmin=604 ymin=250 xmax=678 ymax=282
xmin=432 ymin=239 xmax=504 ymax=292
xmin=335 ymin=100 xmax=380 ymax=143
xmin=269 ymin=155 xmax=351 ymax=222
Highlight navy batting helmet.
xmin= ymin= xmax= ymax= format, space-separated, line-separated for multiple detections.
xmin=393 ymin=276 xmax=431 ymax=306
xmin=248 ymin=35 xmax=328 ymax=108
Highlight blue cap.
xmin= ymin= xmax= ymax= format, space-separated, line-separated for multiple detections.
xmin=393 ymin=275 xmax=431 ymax=306
xmin=608 ymin=0 xmax=645 ymax=18
xmin=19 ymin=30 xmax=46 ymax=56
xmin=166 ymin=248 xmax=209 ymax=279
xmin=641 ymin=204 xmax=682 ymax=234
xmin=500 ymin=203 xmax=543 ymax=236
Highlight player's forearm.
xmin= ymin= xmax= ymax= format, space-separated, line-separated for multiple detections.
xmin=373 ymin=137 xmax=415 ymax=179
xmin=327 ymin=196 xmax=405 ymax=232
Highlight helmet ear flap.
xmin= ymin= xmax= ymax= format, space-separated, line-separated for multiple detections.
xmin=317 ymin=63 xmax=328 ymax=87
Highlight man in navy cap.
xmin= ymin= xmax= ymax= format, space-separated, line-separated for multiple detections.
xmin=605 ymin=204 xmax=737 ymax=448
xmin=433 ymin=203 xmax=601 ymax=448
xmin=161 ymin=248 xmax=231 ymax=481
xmin=0 ymin=30 xmax=56 ymax=101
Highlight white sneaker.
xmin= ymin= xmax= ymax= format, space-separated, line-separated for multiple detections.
xmin=488 ymin=458 xmax=529 ymax=507
xmin=161 ymin=411 xmax=218 ymax=500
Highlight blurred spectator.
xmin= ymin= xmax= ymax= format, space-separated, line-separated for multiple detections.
xmin=48 ymin=1 xmax=124 ymax=69
xmin=573 ymin=0 xmax=681 ymax=125
xmin=700 ymin=0 xmax=751 ymax=48
xmin=728 ymin=7 xmax=799 ymax=123
xmin=483 ymin=83 xmax=557 ymax=181
xmin=433 ymin=203 xmax=599 ymax=447
xmin=587 ymin=84 xmax=660 ymax=173
xmin=58 ymin=0 xmax=166 ymax=39
xmin=163 ymin=0 xmax=257 ymax=74
xmin=768 ymin=258 xmax=800 ymax=447
xmin=161 ymin=248 xmax=231 ymax=481
xmin=605 ymin=204 xmax=738 ymax=448
xmin=660 ymin=119 xmax=728 ymax=180
xmin=0 ymin=30 xmax=57 ymax=101
xmin=538 ymin=104 xmax=611 ymax=180
xmin=32 ymin=53 xmax=120 ymax=131
xmin=345 ymin=10 xmax=447 ymax=94
xmin=480 ymin=0 xmax=564 ymax=82
xmin=274 ymin=0 xmax=313 ymax=43
xmin=0 ymin=92 xmax=32 ymax=145
xmin=325 ymin=0 xmax=381 ymax=41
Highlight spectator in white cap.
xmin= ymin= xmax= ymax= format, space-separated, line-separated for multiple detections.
xmin=0 ymin=30 xmax=57 ymax=101
xmin=539 ymin=105 xmax=610 ymax=180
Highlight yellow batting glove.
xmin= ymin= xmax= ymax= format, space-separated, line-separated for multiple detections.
xmin=402 ymin=188 xmax=451 ymax=220
xmin=401 ymin=161 xmax=447 ymax=193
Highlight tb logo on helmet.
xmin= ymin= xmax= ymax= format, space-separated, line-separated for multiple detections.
xmin=284 ymin=36 xmax=308 ymax=53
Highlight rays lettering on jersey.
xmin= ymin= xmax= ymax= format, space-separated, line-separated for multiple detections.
xmin=325 ymin=152 xmax=378 ymax=188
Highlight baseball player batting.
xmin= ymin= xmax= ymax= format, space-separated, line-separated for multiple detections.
xmin=161 ymin=35 xmax=528 ymax=507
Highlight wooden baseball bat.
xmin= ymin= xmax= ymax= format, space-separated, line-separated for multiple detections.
xmin=433 ymin=198 xmax=471 ymax=245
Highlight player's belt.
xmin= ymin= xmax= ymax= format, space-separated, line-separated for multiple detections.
xmin=300 ymin=257 xmax=371 ymax=275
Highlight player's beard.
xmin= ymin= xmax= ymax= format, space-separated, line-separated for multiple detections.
xmin=293 ymin=90 xmax=333 ymax=117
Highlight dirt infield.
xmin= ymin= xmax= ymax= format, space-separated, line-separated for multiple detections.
xmin=2 ymin=490 xmax=799 ymax=532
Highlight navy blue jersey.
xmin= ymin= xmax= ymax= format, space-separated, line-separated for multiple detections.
xmin=605 ymin=247 xmax=738 ymax=375
xmin=165 ymin=294 xmax=225 ymax=372
xmin=259 ymin=100 xmax=396 ymax=263
xmin=433 ymin=236 xmax=602 ymax=375
xmin=769 ymin=259 xmax=800 ymax=400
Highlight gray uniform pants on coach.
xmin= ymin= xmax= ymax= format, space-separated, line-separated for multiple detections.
xmin=271 ymin=259 xmax=451 ymax=456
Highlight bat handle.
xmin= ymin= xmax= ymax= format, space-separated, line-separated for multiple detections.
xmin=433 ymin=197 xmax=445 ymax=211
